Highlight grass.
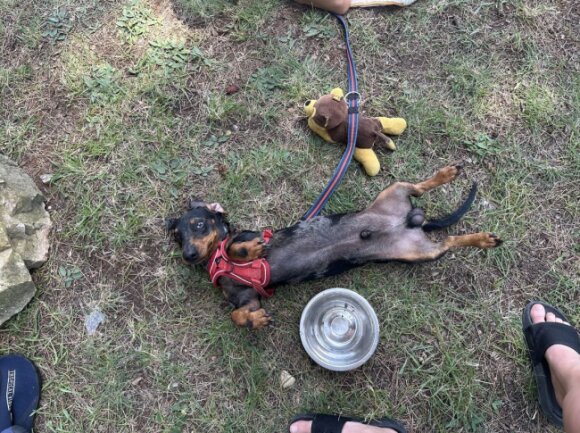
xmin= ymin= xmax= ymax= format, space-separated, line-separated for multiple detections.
xmin=1 ymin=0 xmax=579 ymax=432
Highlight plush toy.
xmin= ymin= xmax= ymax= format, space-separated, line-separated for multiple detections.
xmin=304 ymin=88 xmax=407 ymax=176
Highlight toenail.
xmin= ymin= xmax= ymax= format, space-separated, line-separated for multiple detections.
xmin=289 ymin=423 xmax=299 ymax=433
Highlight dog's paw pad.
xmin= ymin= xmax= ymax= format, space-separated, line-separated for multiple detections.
xmin=248 ymin=309 xmax=272 ymax=329
xmin=228 ymin=238 xmax=267 ymax=261
xmin=480 ymin=232 xmax=502 ymax=248
xmin=442 ymin=164 xmax=462 ymax=180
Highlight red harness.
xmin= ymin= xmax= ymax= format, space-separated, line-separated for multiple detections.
xmin=207 ymin=229 xmax=275 ymax=298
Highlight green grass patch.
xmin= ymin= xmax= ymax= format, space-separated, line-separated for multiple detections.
xmin=518 ymin=83 xmax=557 ymax=128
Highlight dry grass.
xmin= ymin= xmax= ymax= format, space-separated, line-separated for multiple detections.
xmin=1 ymin=0 xmax=579 ymax=432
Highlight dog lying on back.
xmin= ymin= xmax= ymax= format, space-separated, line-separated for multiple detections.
xmin=167 ymin=165 xmax=502 ymax=329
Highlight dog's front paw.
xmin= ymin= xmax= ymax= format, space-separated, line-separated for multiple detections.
xmin=247 ymin=309 xmax=272 ymax=329
xmin=228 ymin=238 xmax=267 ymax=261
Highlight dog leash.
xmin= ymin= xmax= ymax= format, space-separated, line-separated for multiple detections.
xmin=301 ymin=13 xmax=360 ymax=221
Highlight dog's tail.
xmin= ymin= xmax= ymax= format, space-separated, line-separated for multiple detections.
xmin=422 ymin=182 xmax=477 ymax=232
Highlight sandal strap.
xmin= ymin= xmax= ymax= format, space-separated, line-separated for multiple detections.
xmin=531 ymin=322 xmax=580 ymax=364
xmin=311 ymin=414 xmax=349 ymax=433
xmin=1 ymin=427 xmax=28 ymax=433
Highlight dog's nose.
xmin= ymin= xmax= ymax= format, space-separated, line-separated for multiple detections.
xmin=183 ymin=250 xmax=199 ymax=263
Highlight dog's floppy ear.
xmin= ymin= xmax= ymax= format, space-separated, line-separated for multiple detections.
xmin=188 ymin=198 xmax=206 ymax=209
xmin=188 ymin=198 xmax=225 ymax=214
xmin=206 ymin=202 xmax=224 ymax=214
xmin=165 ymin=217 xmax=178 ymax=232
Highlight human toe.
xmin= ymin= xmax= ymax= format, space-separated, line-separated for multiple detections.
xmin=289 ymin=421 xmax=312 ymax=433
xmin=530 ymin=303 xmax=546 ymax=324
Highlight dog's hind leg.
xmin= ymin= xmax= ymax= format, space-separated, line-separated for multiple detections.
xmin=413 ymin=164 xmax=463 ymax=195
xmin=368 ymin=164 xmax=463 ymax=215
xmin=385 ymin=231 xmax=502 ymax=262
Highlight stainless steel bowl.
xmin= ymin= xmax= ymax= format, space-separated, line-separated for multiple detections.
xmin=300 ymin=288 xmax=380 ymax=371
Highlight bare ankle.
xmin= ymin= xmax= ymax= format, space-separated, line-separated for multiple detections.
xmin=546 ymin=344 xmax=580 ymax=396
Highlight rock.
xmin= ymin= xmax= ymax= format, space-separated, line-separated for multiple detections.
xmin=0 ymin=227 xmax=36 ymax=324
xmin=0 ymin=225 xmax=10 ymax=252
xmin=0 ymin=154 xmax=52 ymax=269
xmin=40 ymin=173 xmax=53 ymax=184
xmin=0 ymin=154 xmax=52 ymax=325
xmin=280 ymin=370 xmax=296 ymax=389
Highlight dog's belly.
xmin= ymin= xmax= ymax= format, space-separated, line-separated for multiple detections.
xmin=268 ymin=246 xmax=364 ymax=284
xmin=266 ymin=212 xmax=403 ymax=284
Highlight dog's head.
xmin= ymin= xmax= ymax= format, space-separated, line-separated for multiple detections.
xmin=166 ymin=200 xmax=229 ymax=265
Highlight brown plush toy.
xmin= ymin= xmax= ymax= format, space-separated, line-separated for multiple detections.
xmin=304 ymin=88 xmax=407 ymax=176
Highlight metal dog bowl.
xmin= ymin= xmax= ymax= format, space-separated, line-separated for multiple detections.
xmin=300 ymin=288 xmax=380 ymax=372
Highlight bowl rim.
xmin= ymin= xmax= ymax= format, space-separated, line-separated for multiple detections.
xmin=299 ymin=287 xmax=380 ymax=372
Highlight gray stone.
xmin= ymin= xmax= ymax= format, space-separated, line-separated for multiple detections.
xmin=0 ymin=154 xmax=52 ymax=325
xmin=0 ymin=228 xmax=36 ymax=325
xmin=0 ymin=154 xmax=52 ymax=269
xmin=40 ymin=173 xmax=53 ymax=184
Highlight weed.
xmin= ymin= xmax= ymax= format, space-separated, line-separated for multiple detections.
xmin=191 ymin=165 xmax=214 ymax=177
xmin=277 ymin=27 xmax=297 ymax=49
xmin=133 ymin=40 xmax=213 ymax=79
xmin=58 ymin=265 xmax=83 ymax=288
xmin=43 ymin=8 xmax=72 ymax=44
xmin=206 ymin=92 xmax=245 ymax=122
xmin=300 ymin=11 xmax=337 ymax=39
xmin=116 ymin=3 xmax=158 ymax=43
xmin=250 ymin=65 xmax=288 ymax=94
xmin=202 ymin=133 xmax=231 ymax=147
xmin=464 ymin=133 xmax=502 ymax=158
xmin=147 ymin=40 xmax=190 ymax=71
xmin=83 ymin=64 xmax=123 ymax=105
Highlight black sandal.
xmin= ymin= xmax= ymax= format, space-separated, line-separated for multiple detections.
xmin=288 ymin=413 xmax=407 ymax=433
xmin=0 ymin=354 xmax=41 ymax=433
xmin=522 ymin=301 xmax=580 ymax=428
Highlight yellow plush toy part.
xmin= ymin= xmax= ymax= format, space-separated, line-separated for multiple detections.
xmin=304 ymin=88 xmax=407 ymax=176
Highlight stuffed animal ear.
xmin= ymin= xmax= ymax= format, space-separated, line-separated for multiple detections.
xmin=165 ymin=217 xmax=178 ymax=232
xmin=330 ymin=88 xmax=344 ymax=101
xmin=304 ymin=100 xmax=316 ymax=117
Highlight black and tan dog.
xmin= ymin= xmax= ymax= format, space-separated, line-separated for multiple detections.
xmin=166 ymin=165 xmax=502 ymax=329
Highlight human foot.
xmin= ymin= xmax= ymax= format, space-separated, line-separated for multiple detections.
xmin=290 ymin=420 xmax=398 ymax=433
xmin=523 ymin=301 xmax=580 ymax=430
xmin=530 ymin=303 xmax=580 ymax=405
xmin=289 ymin=414 xmax=405 ymax=433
